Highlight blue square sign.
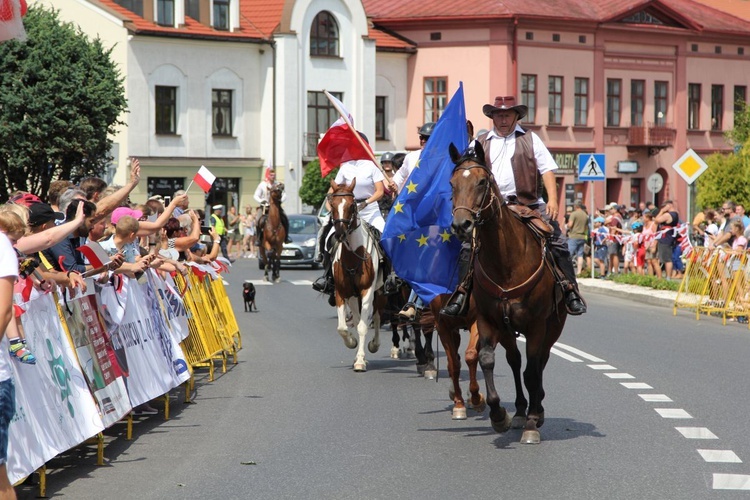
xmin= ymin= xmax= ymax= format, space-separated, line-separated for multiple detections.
xmin=578 ymin=153 xmax=606 ymax=181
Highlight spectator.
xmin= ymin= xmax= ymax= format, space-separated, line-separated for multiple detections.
xmin=592 ymin=217 xmax=609 ymax=278
xmin=242 ymin=207 xmax=256 ymax=258
xmin=604 ymin=203 xmax=623 ymax=275
xmin=172 ymin=190 xmax=189 ymax=217
xmin=47 ymin=180 xmax=75 ymax=212
xmin=0 ymin=228 xmax=18 ymax=499
xmin=654 ymin=200 xmax=679 ymax=279
xmin=642 ymin=210 xmax=660 ymax=276
xmin=735 ymin=204 xmax=750 ymax=230
xmin=226 ymin=206 xmax=242 ymax=260
xmin=566 ymin=200 xmax=589 ymax=276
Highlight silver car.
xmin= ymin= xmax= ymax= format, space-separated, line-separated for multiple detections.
xmin=279 ymin=214 xmax=321 ymax=269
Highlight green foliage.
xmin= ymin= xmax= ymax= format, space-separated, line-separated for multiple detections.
xmin=726 ymin=100 xmax=750 ymax=146
xmin=695 ymin=152 xmax=750 ymax=210
xmin=299 ymin=159 xmax=338 ymax=209
xmin=609 ymin=273 xmax=681 ymax=291
xmin=0 ymin=6 xmax=127 ymax=201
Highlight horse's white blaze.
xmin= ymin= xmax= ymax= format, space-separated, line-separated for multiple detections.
xmin=462 ymin=170 xmax=471 ymax=178
xmin=336 ymin=198 xmax=347 ymax=221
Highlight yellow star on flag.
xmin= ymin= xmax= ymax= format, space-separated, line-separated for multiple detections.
xmin=439 ymin=229 xmax=452 ymax=242
xmin=393 ymin=201 xmax=404 ymax=214
xmin=416 ymin=234 xmax=429 ymax=247
xmin=405 ymin=181 xmax=418 ymax=194
xmin=398 ymin=234 xmax=406 ymax=242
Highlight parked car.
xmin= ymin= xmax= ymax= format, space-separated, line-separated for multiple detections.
xmin=258 ymin=214 xmax=320 ymax=269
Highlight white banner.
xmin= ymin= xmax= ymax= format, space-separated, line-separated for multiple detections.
xmin=154 ymin=273 xmax=190 ymax=343
xmin=7 ymin=293 xmax=106 ymax=484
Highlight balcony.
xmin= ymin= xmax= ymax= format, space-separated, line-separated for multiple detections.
xmin=628 ymin=122 xmax=676 ymax=156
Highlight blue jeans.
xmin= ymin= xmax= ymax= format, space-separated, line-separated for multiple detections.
xmin=0 ymin=379 xmax=15 ymax=465
xmin=567 ymin=238 xmax=586 ymax=259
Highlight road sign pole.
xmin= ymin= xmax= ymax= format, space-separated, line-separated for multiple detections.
xmin=591 ymin=183 xmax=595 ymax=279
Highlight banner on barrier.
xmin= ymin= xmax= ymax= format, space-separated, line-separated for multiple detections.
xmin=7 ymin=293 xmax=106 ymax=484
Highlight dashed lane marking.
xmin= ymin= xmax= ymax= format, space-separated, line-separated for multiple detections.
xmin=588 ymin=364 xmax=617 ymax=370
xmin=713 ymin=474 xmax=750 ymax=490
xmin=655 ymin=408 xmax=693 ymax=419
xmin=638 ymin=394 xmax=673 ymax=402
xmin=553 ymin=341 xmax=605 ymax=362
xmin=604 ymin=372 xmax=635 ymax=379
xmin=549 ymin=347 xmax=583 ymax=362
xmin=675 ymin=427 xmax=718 ymax=439
xmin=698 ymin=449 xmax=742 ymax=463
xmin=621 ymin=382 xmax=653 ymax=389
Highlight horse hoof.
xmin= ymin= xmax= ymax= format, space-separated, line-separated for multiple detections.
xmin=520 ymin=430 xmax=541 ymax=444
xmin=274 ymin=278 xmax=281 ymax=283
xmin=511 ymin=415 xmax=526 ymax=429
xmin=344 ymin=338 xmax=357 ymax=350
xmin=452 ymin=407 xmax=467 ymax=420
xmin=405 ymin=349 xmax=415 ymax=359
xmin=367 ymin=341 xmax=379 ymax=354
xmin=491 ymin=412 xmax=513 ymax=433
xmin=424 ymin=369 xmax=437 ymax=380
xmin=353 ymin=361 xmax=367 ymax=372
xmin=469 ymin=394 xmax=486 ymax=413
xmin=390 ymin=347 xmax=400 ymax=359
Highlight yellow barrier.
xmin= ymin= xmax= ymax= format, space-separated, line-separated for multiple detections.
xmin=675 ymin=247 xmax=750 ymax=326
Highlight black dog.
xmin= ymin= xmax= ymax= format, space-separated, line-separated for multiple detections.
xmin=243 ymin=282 xmax=257 ymax=312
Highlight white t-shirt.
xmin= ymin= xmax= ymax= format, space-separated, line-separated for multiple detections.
xmin=392 ymin=149 xmax=422 ymax=192
xmin=335 ymin=159 xmax=386 ymax=232
xmin=0 ymin=233 xmax=18 ymax=382
xmin=483 ymin=126 xmax=558 ymax=204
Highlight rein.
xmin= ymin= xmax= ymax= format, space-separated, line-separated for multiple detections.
xmin=451 ymin=162 xmax=498 ymax=224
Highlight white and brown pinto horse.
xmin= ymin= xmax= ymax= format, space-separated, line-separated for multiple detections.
xmin=327 ymin=179 xmax=385 ymax=372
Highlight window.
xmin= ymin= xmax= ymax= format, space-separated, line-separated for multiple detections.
xmin=156 ymin=0 xmax=174 ymax=26
xmin=212 ymin=89 xmax=232 ymax=136
xmin=310 ymin=11 xmax=339 ymax=56
xmin=155 ymin=86 xmax=177 ymax=135
xmin=631 ymin=80 xmax=645 ymax=127
xmin=424 ymin=77 xmax=447 ymax=123
xmin=654 ymin=81 xmax=668 ymax=126
xmin=739 ymin=47 xmax=745 ymax=56
xmin=711 ymin=84 xmax=724 ymax=130
xmin=186 ymin=0 xmax=200 ymax=21
xmin=525 ymin=32 xmax=533 ymax=40
xmin=574 ymin=77 xmax=588 ymax=126
xmin=548 ymin=76 xmax=562 ymax=125
xmin=606 ymin=78 xmax=621 ymax=127
xmin=691 ymin=44 xmax=698 ymax=52
xmin=688 ymin=83 xmax=701 ymax=130
xmin=113 ymin=0 xmax=142 ymax=16
xmin=521 ymin=74 xmax=536 ymax=123
xmin=307 ymin=90 xmax=342 ymax=143
xmin=430 ymin=32 xmax=441 ymax=41
xmin=735 ymin=86 xmax=747 ymax=126
xmin=552 ymin=33 xmax=560 ymax=42
xmin=213 ymin=0 xmax=229 ymax=30
xmin=579 ymin=35 xmax=586 ymax=44
xmin=715 ymin=46 xmax=722 ymax=54
xmin=375 ymin=96 xmax=387 ymax=140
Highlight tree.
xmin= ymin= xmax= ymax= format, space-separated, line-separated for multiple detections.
xmin=0 ymin=6 xmax=126 ymax=201
xmin=299 ymin=159 xmax=338 ymax=210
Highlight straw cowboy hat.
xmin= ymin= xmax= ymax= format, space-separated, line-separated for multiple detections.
xmin=482 ymin=95 xmax=528 ymax=119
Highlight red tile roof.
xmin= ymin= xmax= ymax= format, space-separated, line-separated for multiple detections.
xmin=691 ymin=0 xmax=750 ymax=21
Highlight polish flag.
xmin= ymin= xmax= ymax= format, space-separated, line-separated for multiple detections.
xmin=76 ymin=241 xmax=111 ymax=269
xmin=193 ymin=165 xmax=216 ymax=193
xmin=317 ymin=93 xmax=373 ymax=177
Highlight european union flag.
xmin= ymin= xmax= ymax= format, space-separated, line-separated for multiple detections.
xmin=381 ymin=83 xmax=467 ymax=304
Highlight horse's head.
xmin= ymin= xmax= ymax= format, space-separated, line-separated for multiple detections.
xmin=270 ymin=183 xmax=284 ymax=203
xmin=328 ymin=178 xmax=358 ymax=242
xmin=448 ymin=142 xmax=497 ymax=241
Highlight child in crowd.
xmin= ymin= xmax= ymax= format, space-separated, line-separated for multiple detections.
xmin=593 ymin=217 xmax=609 ymax=279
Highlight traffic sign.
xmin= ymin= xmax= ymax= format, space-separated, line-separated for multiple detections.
xmin=578 ymin=153 xmax=606 ymax=181
xmin=672 ymin=149 xmax=708 ymax=185
xmin=647 ymin=173 xmax=663 ymax=194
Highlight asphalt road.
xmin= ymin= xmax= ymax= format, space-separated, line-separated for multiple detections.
xmin=17 ymin=259 xmax=750 ymax=499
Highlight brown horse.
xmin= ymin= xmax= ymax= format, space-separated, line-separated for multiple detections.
xmin=447 ymin=143 xmax=567 ymax=444
xmin=260 ymin=183 xmax=286 ymax=283
xmin=328 ymin=178 xmax=386 ymax=372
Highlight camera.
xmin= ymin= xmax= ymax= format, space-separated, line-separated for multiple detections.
xmin=200 ymin=226 xmax=212 ymax=235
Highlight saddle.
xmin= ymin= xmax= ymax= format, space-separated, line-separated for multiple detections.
xmin=506 ymin=204 xmax=553 ymax=239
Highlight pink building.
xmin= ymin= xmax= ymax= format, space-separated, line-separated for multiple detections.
xmin=369 ymin=0 xmax=750 ymax=218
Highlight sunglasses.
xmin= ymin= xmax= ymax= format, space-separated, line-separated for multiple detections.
xmin=419 ymin=135 xmax=429 ymax=142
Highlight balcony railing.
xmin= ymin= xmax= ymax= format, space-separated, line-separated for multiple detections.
xmin=628 ymin=122 xmax=676 ymax=148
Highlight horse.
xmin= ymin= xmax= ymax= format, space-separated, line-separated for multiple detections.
xmin=260 ymin=183 xmax=286 ymax=283
xmin=328 ymin=178 xmax=386 ymax=372
xmin=447 ymin=143 xmax=568 ymax=444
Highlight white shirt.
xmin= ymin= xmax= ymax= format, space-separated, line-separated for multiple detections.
xmin=392 ymin=149 xmax=422 ymax=193
xmin=335 ymin=159 xmax=386 ymax=232
xmin=0 ymin=233 xmax=17 ymax=382
xmin=253 ymin=180 xmax=287 ymax=205
xmin=483 ymin=125 xmax=558 ymax=204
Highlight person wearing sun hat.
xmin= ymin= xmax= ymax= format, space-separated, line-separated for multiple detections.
xmin=442 ymin=95 xmax=586 ymax=317
xmin=110 ymin=206 xmax=143 ymax=225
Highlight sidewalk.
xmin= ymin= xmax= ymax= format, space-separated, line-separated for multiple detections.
xmin=577 ymin=277 xmax=678 ymax=309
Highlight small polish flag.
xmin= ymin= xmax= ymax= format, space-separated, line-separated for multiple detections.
xmin=76 ymin=242 xmax=111 ymax=269
xmin=193 ymin=166 xmax=216 ymax=193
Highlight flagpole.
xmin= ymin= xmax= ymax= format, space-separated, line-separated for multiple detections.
xmin=185 ymin=180 xmax=194 ymax=193
xmin=323 ymin=90 xmax=389 ymax=179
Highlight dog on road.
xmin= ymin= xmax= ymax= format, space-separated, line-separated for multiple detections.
xmin=243 ymin=282 xmax=257 ymax=312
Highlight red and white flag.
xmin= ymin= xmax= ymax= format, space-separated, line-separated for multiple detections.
xmin=76 ymin=242 xmax=111 ymax=269
xmin=316 ymin=93 xmax=373 ymax=177
xmin=0 ymin=0 xmax=27 ymax=42
xmin=193 ymin=165 xmax=216 ymax=193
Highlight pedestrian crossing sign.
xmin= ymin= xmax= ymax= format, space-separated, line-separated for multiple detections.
xmin=578 ymin=153 xmax=606 ymax=181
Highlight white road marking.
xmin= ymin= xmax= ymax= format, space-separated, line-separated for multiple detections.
xmin=604 ymin=372 xmax=635 ymax=379
xmin=288 ymin=280 xmax=313 ymax=285
xmin=675 ymin=427 xmax=718 ymax=439
xmin=638 ymin=394 xmax=673 ymax=402
xmin=621 ymin=382 xmax=653 ymax=389
xmin=553 ymin=341 xmax=605 ymax=362
xmin=698 ymin=449 xmax=742 ymax=463
xmin=245 ymin=280 xmax=273 ymax=286
xmin=713 ymin=474 xmax=750 ymax=490
xmin=549 ymin=347 xmax=582 ymax=362
xmin=588 ymin=364 xmax=616 ymax=370
xmin=655 ymin=408 xmax=692 ymax=419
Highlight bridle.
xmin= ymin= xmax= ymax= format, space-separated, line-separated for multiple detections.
xmin=451 ymin=159 xmax=500 ymax=225
xmin=328 ymin=191 xmax=361 ymax=239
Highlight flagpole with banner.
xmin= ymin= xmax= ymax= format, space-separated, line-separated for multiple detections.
xmin=322 ymin=90 xmax=388 ymax=179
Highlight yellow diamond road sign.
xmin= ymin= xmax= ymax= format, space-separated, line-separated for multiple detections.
xmin=672 ymin=149 xmax=708 ymax=185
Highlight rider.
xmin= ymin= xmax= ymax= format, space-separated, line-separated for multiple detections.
xmin=440 ymin=95 xmax=587 ymax=317
xmin=253 ymin=168 xmax=292 ymax=244
xmin=312 ymin=132 xmax=398 ymax=300
xmin=378 ymin=152 xmax=396 ymax=218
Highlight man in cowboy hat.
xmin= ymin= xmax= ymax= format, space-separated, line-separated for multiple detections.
xmin=441 ymin=95 xmax=586 ymax=317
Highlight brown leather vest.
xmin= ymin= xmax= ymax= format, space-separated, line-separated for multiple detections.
xmin=478 ymin=130 xmax=540 ymax=206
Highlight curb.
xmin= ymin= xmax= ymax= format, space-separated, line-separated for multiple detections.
xmin=577 ymin=279 xmax=677 ymax=309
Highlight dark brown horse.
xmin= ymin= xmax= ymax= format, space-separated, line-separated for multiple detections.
xmin=328 ymin=178 xmax=386 ymax=372
xmin=260 ymin=183 xmax=286 ymax=283
xmin=448 ymin=143 xmax=567 ymax=444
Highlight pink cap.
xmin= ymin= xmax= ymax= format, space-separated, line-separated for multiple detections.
xmin=111 ymin=207 xmax=143 ymax=225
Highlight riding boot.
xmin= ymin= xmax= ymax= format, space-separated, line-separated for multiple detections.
xmin=548 ymin=221 xmax=587 ymax=316
xmin=281 ymin=211 xmax=292 ymax=244
xmin=440 ymin=246 xmax=472 ymax=317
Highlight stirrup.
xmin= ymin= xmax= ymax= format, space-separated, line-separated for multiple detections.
xmin=440 ymin=290 xmax=468 ymax=317
xmin=565 ymin=290 xmax=587 ymax=316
